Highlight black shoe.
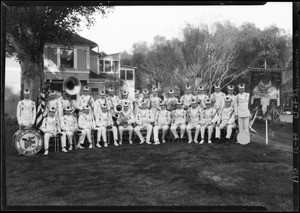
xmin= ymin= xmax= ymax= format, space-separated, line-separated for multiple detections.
xmin=216 ymin=138 xmax=221 ymax=144
xmin=225 ymin=138 xmax=230 ymax=144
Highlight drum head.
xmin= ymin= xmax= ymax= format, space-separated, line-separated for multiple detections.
xmin=14 ymin=128 xmax=43 ymax=156
xmin=237 ymin=131 xmax=250 ymax=145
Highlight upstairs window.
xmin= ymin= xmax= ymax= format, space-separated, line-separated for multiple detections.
xmin=60 ymin=48 xmax=74 ymax=68
xmin=112 ymin=61 xmax=119 ymax=72
xmin=120 ymin=70 xmax=126 ymax=80
xmin=105 ymin=60 xmax=111 ymax=72
xmin=91 ymin=88 xmax=99 ymax=93
xmin=127 ymin=70 xmax=133 ymax=80
xmin=99 ymin=60 xmax=104 ymax=72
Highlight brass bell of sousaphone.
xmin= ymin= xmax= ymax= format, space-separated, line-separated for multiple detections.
xmin=63 ymin=75 xmax=81 ymax=95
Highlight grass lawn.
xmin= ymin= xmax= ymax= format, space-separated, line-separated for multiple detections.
xmin=4 ymin=122 xmax=293 ymax=211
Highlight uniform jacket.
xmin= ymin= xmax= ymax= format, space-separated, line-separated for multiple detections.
xmin=172 ymin=108 xmax=186 ymax=125
xmin=78 ymin=112 xmax=95 ymax=130
xmin=61 ymin=114 xmax=78 ymax=132
xmin=40 ymin=116 xmax=61 ymax=134
xmin=17 ymin=99 xmax=36 ymax=126
xmin=135 ymin=109 xmax=154 ymax=125
xmin=217 ymin=106 xmax=236 ymax=125
xmin=155 ymin=109 xmax=171 ymax=126
xmin=187 ymin=107 xmax=202 ymax=125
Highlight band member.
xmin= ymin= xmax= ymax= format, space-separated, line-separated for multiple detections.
xmin=43 ymin=90 xmax=59 ymax=118
xmin=153 ymin=101 xmax=171 ymax=145
xmin=78 ymin=105 xmax=98 ymax=148
xmin=234 ymin=83 xmax=251 ymax=136
xmin=215 ymin=96 xmax=236 ymax=144
xmin=224 ymin=85 xmax=236 ymax=108
xmin=150 ymin=87 xmax=162 ymax=118
xmin=141 ymin=88 xmax=151 ymax=109
xmin=117 ymin=101 xmax=135 ymax=145
xmin=211 ymin=83 xmax=226 ymax=112
xmin=134 ymin=99 xmax=154 ymax=144
xmin=133 ymin=89 xmax=142 ymax=117
xmin=170 ymin=100 xmax=186 ymax=142
xmin=95 ymin=103 xmax=119 ymax=147
xmin=200 ymin=100 xmax=217 ymax=144
xmin=78 ymin=86 xmax=95 ymax=112
xmin=180 ymin=85 xmax=195 ymax=110
xmin=61 ymin=106 xmax=85 ymax=150
xmin=186 ymin=99 xmax=202 ymax=144
xmin=106 ymin=87 xmax=120 ymax=110
xmin=119 ymin=90 xmax=133 ymax=112
xmin=16 ymin=89 xmax=36 ymax=129
xmin=195 ymin=85 xmax=209 ymax=110
xmin=58 ymin=91 xmax=74 ymax=118
xmin=40 ymin=107 xmax=67 ymax=155
xmin=94 ymin=89 xmax=107 ymax=116
xmin=166 ymin=89 xmax=178 ymax=111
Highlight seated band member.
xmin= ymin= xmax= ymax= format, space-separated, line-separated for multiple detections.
xmin=153 ymin=101 xmax=171 ymax=145
xmin=16 ymin=89 xmax=36 ymax=129
xmin=95 ymin=103 xmax=119 ymax=147
xmin=61 ymin=106 xmax=85 ymax=150
xmin=180 ymin=85 xmax=195 ymax=110
xmin=186 ymin=98 xmax=202 ymax=144
xmin=117 ymin=101 xmax=135 ymax=145
xmin=170 ymin=100 xmax=186 ymax=142
xmin=215 ymin=96 xmax=236 ymax=144
xmin=200 ymin=100 xmax=217 ymax=144
xmin=40 ymin=107 xmax=67 ymax=155
xmin=134 ymin=99 xmax=154 ymax=144
xmin=78 ymin=105 xmax=97 ymax=148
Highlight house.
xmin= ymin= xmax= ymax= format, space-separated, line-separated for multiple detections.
xmin=5 ymin=33 xmax=136 ymax=117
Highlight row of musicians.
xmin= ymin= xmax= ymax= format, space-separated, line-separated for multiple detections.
xmin=40 ymin=94 xmax=250 ymax=156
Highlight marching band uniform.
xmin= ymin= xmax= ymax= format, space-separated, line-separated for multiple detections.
xmin=180 ymin=85 xmax=196 ymax=110
xmin=186 ymin=99 xmax=202 ymax=144
xmin=223 ymin=85 xmax=236 ymax=108
xmin=95 ymin=103 xmax=119 ymax=147
xmin=195 ymin=85 xmax=209 ymax=110
xmin=16 ymin=89 xmax=36 ymax=129
xmin=41 ymin=107 xmax=67 ymax=155
xmin=119 ymin=90 xmax=134 ymax=113
xmin=117 ymin=101 xmax=135 ymax=145
xmin=200 ymin=100 xmax=217 ymax=144
xmin=215 ymin=96 xmax=236 ymax=143
xmin=153 ymin=101 xmax=171 ymax=145
xmin=234 ymin=83 xmax=251 ymax=135
xmin=78 ymin=105 xmax=97 ymax=148
xmin=140 ymin=89 xmax=151 ymax=109
xmin=170 ymin=100 xmax=186 ymax=141
xmin=166 ymin=89 xmax=178 ymax=111
xmin=106 ymin=87 xmax=120 ymax=110
xmin=211 ymin=84 xmax=226 ymax=112
xmin=57 ymin=91 xmax=74 ymax=118
xmin=94 ymin=89 xmax=107 ymax=116
xmin=133 ymin=90 xmax=142 ymax=117
xmin=61 ymin=106 xmax=85 ymax=150
xmin=134 ymin=100 xmax=154 ymax=144
xmin=150 ymin=87 xmax=162 ymax=118
xmin=78 ymin=86 xmax=95 ymax=112
xmin=43 ymin=90 xmax=59 ymax=118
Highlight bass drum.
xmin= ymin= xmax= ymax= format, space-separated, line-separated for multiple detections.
xmin=237 ymin=130 xmax=250 ymax=145
xmin=13 ymin=128 xmax=43 ymax=156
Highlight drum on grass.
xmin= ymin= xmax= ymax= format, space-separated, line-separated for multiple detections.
xmin=237 ymin=130 xmax=250 ymax=145
xmin=13 ymin=128 xmax=43 ymax=156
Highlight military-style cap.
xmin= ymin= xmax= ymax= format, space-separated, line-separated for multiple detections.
xmin=134 ymin=89 xmax=140 ymax=95
xmin=176 ymin=100 xmax=183 ymax=105
xmin=205 ymin=100 xmax=212 ymax=105
xmin=152 ymin=87 xmax=158 ymax=92
xmin=159 ymin=100 xmax=166 ymax=106
xmin=99 ymin=90 xmax=106 ymax=96
xmin=143 ymin=89 xmax=149 ymax=94
xmin=169 ymin=89 xmax=174 ymax=94
xmin=197 ymin=85 xmax=205 ymax=91
xmin=49 ymin=106 xmax=56 ymax=112
xmin=224 ymin=96 xmax=233 ymax=102
xmin=238 ymin=83 xmax=245 ymax=89
xmin=123 ymin=101 xmax=129 ymax=107
xmin=227 ymin=85 xmax=235 ymax=90
xmin=191 ymin=99 xmax=197 ymax=104
xmin=24 ymin=89 xmax=30 ymax=95
xmin=122 ymin=90 xmax=129 ymax=95
xmin=49 ymin=90 xmax=57 ymax=96
xmin=83 ymin=86 xmax=90 ymax=91
xmin=101 ymin=104 xmax=108 ymax=109
xmin=108 ymin=87 xmax=114 ymax=92
xmin=141 ymin=99 xmax=148 ymax=105
xmin=83 ymin=105 xmax=90 ymax=110
xmin=214 ymin=83 xmax=221 ymax=89
xmin=64 ymin=106 xmax=73 ymax=112
xmin=186 ymin=85 xmax=191 ymax=90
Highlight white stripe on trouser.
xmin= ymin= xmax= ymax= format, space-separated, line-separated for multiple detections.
xmin=153 ymin=125 xmax=169 ymax=142
xmin=97 ymin=126 xmax=118 ymax=142
xmin=186 ymin=124 xmax=201 ymax=142
xmin=238 ymin=117 xmax=249 ymax=133
xmin=44 ymin=132 xmax=66 ymax=150
xmin=200 ymin=125 xmax=214 ymax=140
xmin=119 ymin=126 xmax=133 ymax=140
xmin=215 ymin=123 xmax=236 ymax=139
xmin=80 ymin=129 xmax=92 ymax=143
xmin=170 ymin=124 xmax=186 ymax=138
xmin=134 ymin=124 xmax=153 ymax=142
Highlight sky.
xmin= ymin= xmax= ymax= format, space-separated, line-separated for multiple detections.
xmin=79 ymin=2 xmax=292 ymax=54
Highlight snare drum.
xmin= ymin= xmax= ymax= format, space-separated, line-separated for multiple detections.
xmin=237 ymin=130 xmax=250 ymax=145
xmin=13 ymin=128 xmax=43 ymax=156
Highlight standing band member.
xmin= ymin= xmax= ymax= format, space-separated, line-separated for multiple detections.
xmin=186 ymin=99 xmax=202 ymax=144
xmin=40 ymin=107 xmax=67 ymax=155
xmin=44 ymin=90 xmax=59 ymax=118
xmin=17 ymin=89 xmax=36 ymax=129
xmin=166 ymin=89 xmax=178 ymax=111
xmin=150 ymin=87 xmax=162 ymax=119
xmin=120 ymin=90 xmax=133 ymax=113
xmin=170 ymin=100 xmax=186 ymax=142
xmin=78 ymin=86 xmax=95 ymax=112
xmin=180 ymin=85 xmax=195 ymax=110
xmin=211 ymin=83 xmax=226 ymax=113
xmin=94 ymin=89 xmax=107 ymax=116
xmin=225 ymin=85 xmax=236 ymax=108
xmin=58 ymin=91 xmax=74 ymax=118
xmin=200 ymin=100 xmax=217 ymax=144
xmin=134 ymin=99 xmax=154 ymax=144
xmin=117 ymin=101 xmax=135 ymax=145
xmin=133 ymin=89 xmax=142 ymax=117
xmin=195 ymin=85 xmax=209 ymax=110
xmin=78 ymin=105 xmax=97 ymax=148
xmin=215 ymin=96 xmax=236 ymax=144
xmin=153 ymin=101 xmax=171 ymax=145
xmin=141 ymin=88 xmax=151 ymax=109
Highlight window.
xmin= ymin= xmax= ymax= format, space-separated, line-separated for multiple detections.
xmin=112 ymin=61 xmax=119 ymax=71
xmin=60 ymin=48 xmax=74 ymax=68
xmin=99 ymin=60 xmax=104 ymax=72
xmin=120 ymin=70 xmax=126 ymax=80
xmin=91 ymin=88 xmax=99 ymax=92
xmin=127 ymin=70 xmax=133 ymax=80
xmin=105 ymin=60 xmax=111 ymax=72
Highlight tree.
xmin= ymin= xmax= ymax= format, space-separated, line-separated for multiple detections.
xmin=5 ymin=4 xmax=113 ymax=100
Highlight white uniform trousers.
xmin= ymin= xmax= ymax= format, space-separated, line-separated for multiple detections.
xmin=200 ymin=124 xmax=215 ymax=140
xmin=186 ymin=124 xmax=201 ymax=142
xmin=134 ymin=124 xmax=153 ymax=143
xmin=238 ymin=117 xmax=249 ymax=134
xmin=80 ymin=129 xmax=92 ymax=144
xmin=170 ymin=124 xmax=186 ymax=139
xmin=44 ymin=132 xmax=66 ymax=150
xmin=153 ymin=125 xmax=169 ymax=142
xmin=96 ymin=126 xmax=118 ymax=143
xmin=215 ymin=123 xmax=236 ymax=139
xmin=118 ymin=125 xmax=134 ymax=141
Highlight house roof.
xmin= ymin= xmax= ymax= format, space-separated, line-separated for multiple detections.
xmin=120 ymin=65 xmax=137 ymax=69
xmin=50 ymin=32 xmax=98 ymax=49
xmin=90 ymin=50 xmax=107 ymax=57
xmin=89 ymin=71 xmax=115 ymax=80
